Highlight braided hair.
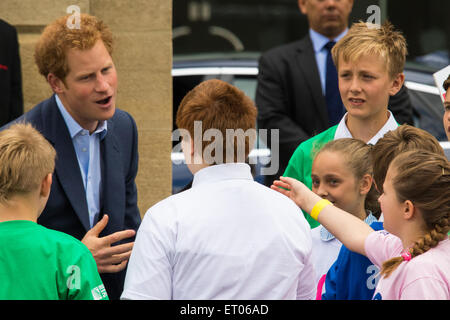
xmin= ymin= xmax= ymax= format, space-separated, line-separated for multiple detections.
xmin=380 ymin=150 xmax=450 ymax=278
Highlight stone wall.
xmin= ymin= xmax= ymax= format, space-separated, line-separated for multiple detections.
xmin=0 ymin=0 xmax=173 ymax=217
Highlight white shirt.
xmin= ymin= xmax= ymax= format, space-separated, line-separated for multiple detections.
xmin=334 ymin=110 xmax=398 ymax=144
xmin=121 ymin=163 xmax=316 ymax=300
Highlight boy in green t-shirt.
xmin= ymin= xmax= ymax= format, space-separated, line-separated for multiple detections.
xmin=283 ymin=22 xmax=407 ymax=228
xmin=0 ymin=123 xmax=108 ymax=300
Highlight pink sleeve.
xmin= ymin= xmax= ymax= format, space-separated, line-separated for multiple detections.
xmin=364 ymin=230 xmax=403 ymax=268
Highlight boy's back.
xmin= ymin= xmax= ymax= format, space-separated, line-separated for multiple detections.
xmin=123 ymin=163 xmax=316 ymax=300
xmin=0 ymin=220 xmax=107 ymax=300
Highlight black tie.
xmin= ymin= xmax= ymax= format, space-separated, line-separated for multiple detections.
xmin=324 ymin=41 xmax=345 ymax=126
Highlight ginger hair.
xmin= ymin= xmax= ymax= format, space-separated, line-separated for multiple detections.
xmin=380 ymin=150 xmax=450 ymax=278
xmin=176 ymin=79 xmax=257 ymax=164
xmin=34 ymin=13 xmax=113 ymax=82
xmin=0 ymin=123 xmax=56 ymax=204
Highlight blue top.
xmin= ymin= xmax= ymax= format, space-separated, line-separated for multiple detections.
xmin=55 ymin=94 xmax=107 ymax=228
xmin=321 ymin=221 xmax=384 ymax=300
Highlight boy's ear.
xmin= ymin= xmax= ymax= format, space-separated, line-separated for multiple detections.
xmin=359 ymin=174 xmax=373 ymax=196
xmin=40 ymin=173 xmax=53 ymax=198
xmin=190 ymin=137 xmax=195 ymax=157
xmin=47 ymin=73 xmax=65 ymax=94
xmin=388 ymin=73 xmax=405 ymax=96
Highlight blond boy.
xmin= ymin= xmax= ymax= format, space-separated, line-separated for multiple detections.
xmin=283 ymin=22 xmax=406 ymax=228
xmin=0 ymin=123 xmax=107 ymax=300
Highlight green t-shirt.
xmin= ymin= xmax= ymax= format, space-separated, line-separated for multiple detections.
xmin=283 ymin=125 xmax=338 ymax=229
xmin=0 ymin=220 xmax=108 ymax=300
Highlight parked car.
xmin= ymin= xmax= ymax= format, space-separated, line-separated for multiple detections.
xmin=172 ymin=54 xmax=450 ymax=193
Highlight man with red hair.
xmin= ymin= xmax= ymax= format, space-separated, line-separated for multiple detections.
xmin=2 ymin=13 xmax=140 ymax=300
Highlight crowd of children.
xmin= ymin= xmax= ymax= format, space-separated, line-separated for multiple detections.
xmin=0 ymin=17 xmax=448 ymax=300
xmin=276 ymin=21 xmax=449 ymax=300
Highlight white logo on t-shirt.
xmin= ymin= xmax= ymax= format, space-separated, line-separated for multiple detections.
xmin=366 ymin=264 xmax=380 ymax=290
xmin=91 ymin=284 xmax=108 ymax=300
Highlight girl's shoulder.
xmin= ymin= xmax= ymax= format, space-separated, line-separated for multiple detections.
xmin=365 ymin=231 xmax=403 ymax=267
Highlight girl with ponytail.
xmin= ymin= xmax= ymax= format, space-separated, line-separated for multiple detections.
xmin=272 ymin=150 xmax=450 ymax=299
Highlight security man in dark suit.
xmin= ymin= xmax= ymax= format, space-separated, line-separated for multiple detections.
xmin=256 ymin=0 xmax=413 ymax=186
xmin=0 ymin=19 xmax=23 ymax=126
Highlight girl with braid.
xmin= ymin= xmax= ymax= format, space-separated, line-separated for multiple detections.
xmin=272 ymin=150 xmax=450 ymax=299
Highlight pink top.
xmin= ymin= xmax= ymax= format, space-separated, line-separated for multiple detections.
xmin=365 ymin=230 xmax=450 ymax=300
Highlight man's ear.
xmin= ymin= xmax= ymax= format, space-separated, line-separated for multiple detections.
xmin=359 ymin=173 xmax=373 ymax=196
xmin=40 ymin=173 xmax=53 ymax=198
xmin=47 ymin=73 xmax=65 ymax=94
xmin=298 ymin=0 xmax=308 ymax=14
xmin=388 ymin=73 xmax=405 ymax=96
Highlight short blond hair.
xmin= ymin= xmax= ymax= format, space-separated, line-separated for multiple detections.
xmin=0 ymin=123 xmax=56 ymax=204
xmin=34 ymin=13 xmax=113 ymax=81
xmin=332 ymin=21 xmax=407 ymax=78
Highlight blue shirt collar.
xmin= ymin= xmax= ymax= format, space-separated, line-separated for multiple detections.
xmin=55 ymin=94 xmax=107 ymax=140
xmin=320 ymin=211 xmax=378 ymax=242
xmin=309 ymin=28 xmax=348 ymax=54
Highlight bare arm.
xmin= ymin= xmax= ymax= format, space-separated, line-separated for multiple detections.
xmin=272 ymin=176 xmax=374 ymax=256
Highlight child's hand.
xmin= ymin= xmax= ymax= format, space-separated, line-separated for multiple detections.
xmin=271 ymin=176 xmax=317 ymax=212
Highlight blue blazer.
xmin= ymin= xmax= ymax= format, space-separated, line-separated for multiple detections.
xmin=3 ymin=95 xmax=141 ymax=299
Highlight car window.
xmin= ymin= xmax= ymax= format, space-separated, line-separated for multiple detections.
xmin=234 ymin=76 xmax=257 ymax=101
xmin=172 ymin=73 xmax=260 ymax=145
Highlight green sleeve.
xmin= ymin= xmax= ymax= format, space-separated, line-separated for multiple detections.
xmin=284 ymin=142 xmax=320 ymax=229
xmin=283 ymin=126 xmax=337 ymax=229
xmin=60 ymin=244 xmax=109 ymax=300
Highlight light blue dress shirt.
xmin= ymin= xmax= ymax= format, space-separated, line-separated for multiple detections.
xmin=55 ymin=95 xmax=107 ymax=228
xmin=309 ymin=28 xmax=348 ymax=95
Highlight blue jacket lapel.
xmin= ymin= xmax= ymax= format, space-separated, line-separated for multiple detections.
xmin=100 ymin=119 xmax=125 ymax=237
xmin=42 ymin=96 xmax=91 ymax=232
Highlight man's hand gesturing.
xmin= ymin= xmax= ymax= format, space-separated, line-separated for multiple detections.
xmin=82 ymin=214 xmax=136 ymax=273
